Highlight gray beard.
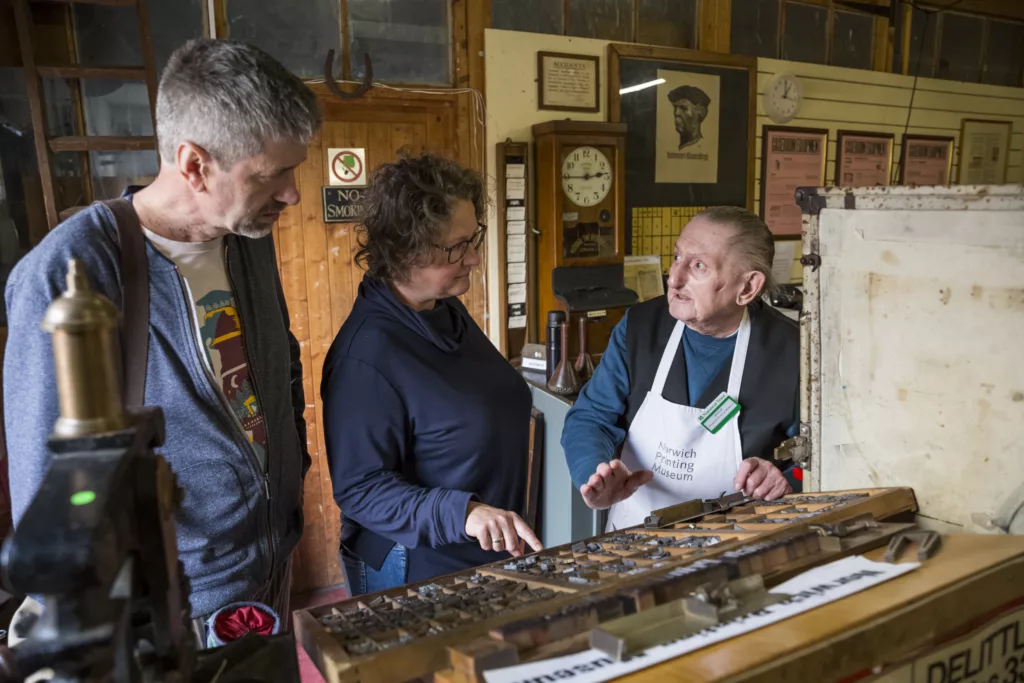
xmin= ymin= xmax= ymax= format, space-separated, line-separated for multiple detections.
xmin=235 ymin=220 xmax=274 ymax=239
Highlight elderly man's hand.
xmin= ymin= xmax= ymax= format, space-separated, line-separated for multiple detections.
xmin=734 ymin=457 xmax=791 ymax=501
xmin=579 ymin=460 xmax=654 ymax=510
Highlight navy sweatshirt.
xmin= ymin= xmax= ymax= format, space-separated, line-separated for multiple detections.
xmin=321 ymin=275 xmax=533 ymax=583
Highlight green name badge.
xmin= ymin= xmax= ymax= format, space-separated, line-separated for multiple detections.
xmin=699 ymin=392 xmax=741 ymax=434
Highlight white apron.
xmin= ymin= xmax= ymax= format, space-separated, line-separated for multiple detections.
xmin=606 ymin=310 xmax=751 ymax=531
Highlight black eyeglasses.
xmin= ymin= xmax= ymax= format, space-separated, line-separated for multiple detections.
xmin=434 ymin=223 xmax=486 ymax=264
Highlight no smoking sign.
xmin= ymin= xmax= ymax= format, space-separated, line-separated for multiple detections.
xmin=327 ymin=148 xmax=366 ymax=187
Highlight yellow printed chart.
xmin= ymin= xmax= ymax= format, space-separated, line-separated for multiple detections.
xmin=631 ymin=206 xmax=707 ymax=273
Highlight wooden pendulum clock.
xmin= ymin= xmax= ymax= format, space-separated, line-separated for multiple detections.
xmin=532 ymin=120 xmax=637 ymax=369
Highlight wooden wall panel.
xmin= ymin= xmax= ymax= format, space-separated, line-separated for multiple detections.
xmin=455 ymin=91 xmax=487 ymax=329
xmin=455 ymin=0 xmax=491 ymax=340
xmin=323 ymin=121 xmax=359 ymax=334
xmin=426 ymin=112 xmax=447 ymax=156
xmin=391 ymin=122 xmax=424 ymax=156
xmin=453 ymin=0 xmax=469 ymax=88
xmin=467 ymin=0 xmax=490 ymax=95
xmin=276 ymin=161 xmax=325 ymax=593
xmin=298 ymin=125 xmax=339 ymax=591
xmin=698 ymin=0 xmax=731 ymax=54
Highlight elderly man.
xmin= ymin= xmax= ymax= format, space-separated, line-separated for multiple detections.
xmin=669 ymin=85 xmax=711 ymax=150
xmin=4 ymin=39 xmax=318 ymax=633
xmin=561 ymin=206 xmax=799 ymax=529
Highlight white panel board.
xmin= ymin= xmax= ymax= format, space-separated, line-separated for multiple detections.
xmin=816 ymin=205 xmax=1024 ymax=531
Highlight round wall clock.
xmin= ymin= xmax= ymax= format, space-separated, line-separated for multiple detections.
xmin=561 ymin=145 xmax=612 ymax=207
xmin=763 ymin=74 xmax=803 ymax=125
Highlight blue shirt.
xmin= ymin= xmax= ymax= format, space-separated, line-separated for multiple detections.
xmin=682 ymin=325 xmax=738 ymax=403
xmin=561 ymin=311 xmax=799 ymax=490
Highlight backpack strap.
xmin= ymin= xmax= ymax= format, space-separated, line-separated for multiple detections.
xmin=101 ymin=198 xmax=150 ymax=409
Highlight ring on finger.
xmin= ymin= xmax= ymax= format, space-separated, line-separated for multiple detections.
xmin=491 ymin=537 xmax=504 ymax=547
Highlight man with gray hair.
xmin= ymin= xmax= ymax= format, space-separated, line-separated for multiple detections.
xmin=561 ymin=206 xmax=801 ymax=529
xmin=4 ymin=39 xmax=320 ymax=639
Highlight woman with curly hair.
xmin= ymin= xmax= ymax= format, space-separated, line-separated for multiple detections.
xmin=321 ymin=153 xmax=541 ymax=594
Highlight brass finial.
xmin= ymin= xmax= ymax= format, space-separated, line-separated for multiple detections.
xmin=41 ymin=258 xmax=126 ymax=438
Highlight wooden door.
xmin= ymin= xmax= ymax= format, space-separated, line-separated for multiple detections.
xmin=274 ymin=86 xmax=486 ymax=593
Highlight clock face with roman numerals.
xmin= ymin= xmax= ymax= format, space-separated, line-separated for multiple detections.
xmin=561 ymin=146 xmax=612 ymax=208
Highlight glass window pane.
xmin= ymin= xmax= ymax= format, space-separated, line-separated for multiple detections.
xmin=938 ymin=11 xmax=984 ymax=83
xmin=150 ymin=0 xmax=205 ymax=76
xmin=74 ymin=0 xmax=203 ymax=77
xmin=831 ymin=10 xmax=874 ymax=70
xmin=731 ymin=0 xmax=780 ymax=59
xmin=52 ymin=152 xmax=88 ymax=212
xmin=782 ymin=2 xmax=828 ymax=65
xmin=89 ymin=150 xmax=158 ymax=200
xmin=81 ymin=80 xmax=154 ymax=137
xmin=492 ymin=0 xmax=562 ymax=35
xmin=567 ymin=0 xmax=633 ymax=42
xmin=73 ymin=5 xmax=142 ymax=67
xmin=349 ymin=0 xmax=450 ymax=85
xmin=81 ymin=82 xmax=159 ymax=199
xmin=907 ymin=7 xmax=938 ymax=77
xmin=983 ymin=19 xmax=1024 ymax=87
xmin=41 ymin=78 xmax=76 ymax=139
xmin=227 ymin=0 xmax=340 ymax=79
xmin=638 ymin=0 xmax=697 ymax=49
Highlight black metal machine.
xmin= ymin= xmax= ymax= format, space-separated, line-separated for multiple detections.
xmin=768 ymin=283 xmax=803 ymax=313
xmin=0 ymin=260 xmax=300 ymax=683
xmin=551 ymin=264 xmax=638 ymax=314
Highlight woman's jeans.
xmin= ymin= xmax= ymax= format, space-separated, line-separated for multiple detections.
xmin=340 ymin=544 xmax=408 ymax=596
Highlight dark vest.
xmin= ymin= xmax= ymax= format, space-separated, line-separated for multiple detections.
xmin=624 ymin=297 xmax=799 ymax=462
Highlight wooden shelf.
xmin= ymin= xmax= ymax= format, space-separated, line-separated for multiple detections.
xmin=38 ymin=65 xmax=147 ymax=80
xmin=49 ymin=136 xmax=155 ymax=153
xmin=31 ymin=0 xmax=136 ymax=6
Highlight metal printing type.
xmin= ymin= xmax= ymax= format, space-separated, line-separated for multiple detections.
xmin=884 ymin=529 xmax=941 ymax=563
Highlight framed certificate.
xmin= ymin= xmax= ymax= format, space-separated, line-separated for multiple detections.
xmin=836 ymin=130 xmax=894 ymax=188
xmin=760 ymin=126 xmax=828 ymax=237
xmin=537 ymin=52 xmax=600 ymax=113
xmin=959 ymin=119 xmax=1012 ymax=185
xmin=899 ymin=134 xmax=954 ymax=186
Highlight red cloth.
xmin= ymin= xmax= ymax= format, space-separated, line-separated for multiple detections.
xmin=213 ymin=604 xmax=276 ymax=641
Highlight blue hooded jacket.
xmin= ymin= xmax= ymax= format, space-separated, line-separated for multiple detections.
xmin=3 ymin=195 xmax=310 ymax=618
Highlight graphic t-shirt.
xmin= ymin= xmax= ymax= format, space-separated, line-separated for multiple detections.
xmin=143 ymin=228 xmax=267 ymax=468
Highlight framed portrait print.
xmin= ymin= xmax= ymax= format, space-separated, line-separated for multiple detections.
xmin=537 ymin=52 xmax=600 ymax=113
xmin=760 ymin=126 xmax=828 ymax=237
xmin=608 ymin=43 xmax=757 ymax=222
xmin=959 ymin=119 xmax=1012 ymax=185
xmin=835 ymin=130 xmax=894 ymax=188
xmin=653 ymin=68 xmax=722 ymax=185
xmin=899 ymin=134 xmax=954 ymax=186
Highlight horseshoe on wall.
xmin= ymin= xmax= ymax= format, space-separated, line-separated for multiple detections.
xmin=324 ymin=49 xmax=374 ymax=100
